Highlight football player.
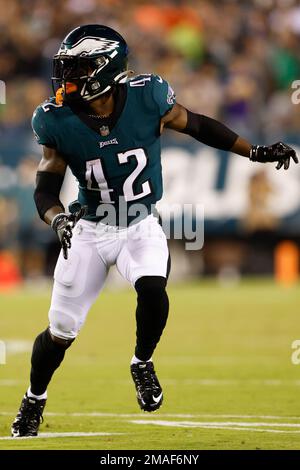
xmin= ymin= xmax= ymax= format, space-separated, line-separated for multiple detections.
xmin=12 ymin=24 xmax=298 ymax=437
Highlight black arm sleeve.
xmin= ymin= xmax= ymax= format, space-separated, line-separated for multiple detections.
xmin=182 ymin=110 xmax=238 ymax=151
xmin=34 ymin=171 xmax=65 ymax=221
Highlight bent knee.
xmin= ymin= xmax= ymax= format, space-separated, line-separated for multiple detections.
xmin=49 ymin=308 xmax=80 ymax=342
xmin=49 ymin=330 xmax=75 ymax=348
xmin=135 ymin=276 xmax=167 ymax=298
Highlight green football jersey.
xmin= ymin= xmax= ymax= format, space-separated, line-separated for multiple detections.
xmin=32 ymin=74 xmax=176 ymax=226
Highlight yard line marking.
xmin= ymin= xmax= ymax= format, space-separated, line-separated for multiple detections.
xmin=0 ymin=380 xmax=21 ymax=386
xmin=2 ymin=377 xmax=300 ymax=387
xmin=130 ymin=420 xmax=300 ymax=434
xmin=163 ymin=379 xmax=300 ymax=386
xmin=131 ymin=420 xmax=300 ymax=428
xmin=1 ymin=412 xmax=300 ymax=420
xmin=0 ymin=432 xmax=124 ymax=441
xmin=3 ymin=340 xmax=32 ymax=355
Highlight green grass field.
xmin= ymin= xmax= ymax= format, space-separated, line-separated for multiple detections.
xmin=0 ymin=279 xmax=300 ymax=450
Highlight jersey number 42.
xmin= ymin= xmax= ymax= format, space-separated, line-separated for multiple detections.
xmin=85 ymin=148 xmax=151 ymax=203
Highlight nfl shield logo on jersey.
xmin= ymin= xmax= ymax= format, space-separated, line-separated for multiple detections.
xmin=100 ymin=125 xmax=110 ymax=136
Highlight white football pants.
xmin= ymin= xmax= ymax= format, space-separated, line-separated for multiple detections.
xmin=48 ymin=214 xmax=169 ymax=340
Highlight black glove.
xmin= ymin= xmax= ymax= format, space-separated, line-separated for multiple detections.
xmin=51 ymin=205 xmax=88 ymax=260
xmin=250 ymin=142 xmax=299 ymax=170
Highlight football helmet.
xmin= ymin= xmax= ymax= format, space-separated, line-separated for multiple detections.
xmin=52 ymin=24 xmax=129 ymax=103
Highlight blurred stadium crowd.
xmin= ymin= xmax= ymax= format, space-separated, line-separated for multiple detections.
xmin=0 ymin=0 xmax=300 ymax=280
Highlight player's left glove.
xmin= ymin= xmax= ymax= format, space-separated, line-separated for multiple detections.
xmin=51 ymin=205 xmax=87 ymax=260
xmin=250 ymin=142 xmax=299 ymax=170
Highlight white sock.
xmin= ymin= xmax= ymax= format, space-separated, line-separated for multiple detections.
xmin=27 ymin=387 xmax=47 ymax=400
xmin=131 ymin=355 xmax=152 ymax=365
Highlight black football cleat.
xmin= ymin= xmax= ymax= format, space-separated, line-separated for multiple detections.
xmin=130 ymin=361 xmax=163 ymax=412
xmin=11 ymin=393 xmax=46 ymax=437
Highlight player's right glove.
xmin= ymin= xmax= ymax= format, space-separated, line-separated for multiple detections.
xmin=51 ymin=205 xmax=87 ymax=260
xmin=250 ymin=142 xmax=299 ymax=170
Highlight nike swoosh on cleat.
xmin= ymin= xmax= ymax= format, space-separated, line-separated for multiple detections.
xmin=152 ymin=392 xmax=163 ymax=404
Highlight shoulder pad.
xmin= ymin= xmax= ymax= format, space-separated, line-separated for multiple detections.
xmin=128 ymin=73 xmax=175 ymax=117
xmin=32 ymin=99 xmax=60 ymax=147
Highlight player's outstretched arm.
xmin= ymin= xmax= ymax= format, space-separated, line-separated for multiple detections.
xmin=162 ymin=103 xmax=298 ymax=170
xmin=34 ymin=146 xmax=85 ymax=259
